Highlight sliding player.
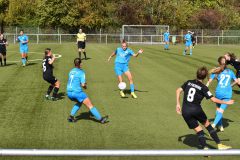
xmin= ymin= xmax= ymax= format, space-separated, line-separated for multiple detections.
xmin=67 ymin=58 xmax=108 ymax=123
xmin=16 ymin=30 xmax=29 ymax=66
xmin=183 ymin=31 xmax=192 ymax=55
xmin=108 ymin=40 xmax=143 ymax=99
xmin=206 ymin=56 xmax=238 ymax=131
xmin=176 ymin=66 xmax=233 ymax=150
xmin=42 ymin=48 xmax=60 ymax=101
xmin=163 ymin=30 xmax=170 ymax=50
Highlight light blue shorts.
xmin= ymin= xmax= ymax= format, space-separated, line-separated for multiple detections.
xmin=185 ymin=42 xmax=192 ymax=47
xmin=67 ymin=91 xmax=88 ymax=103
xmin=216 ymin=93 xmax=231 ymax=110
xmin=20 ymin=47 xmax=28 ymax=54
xmin=114 ymin=63 xmax=129 ymax=76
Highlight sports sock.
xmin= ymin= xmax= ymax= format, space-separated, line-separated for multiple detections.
xmin=83 ymin=52 xmax=87 ymax=59
xmin=4 ymin=58 xmax=6 ymax=65
xmin=70 ymin=104 xmax=81 ymax=116
xmin=206 ymin=125 xmax=220 ymax=144
xmin=90 ymin=107 xmax=102 ymax=121
xmin=190 ymin=48 xmax=192 ymax=55
xmin=78 ymin=52 xmax=81 ymax=59
xmin=52 ymin=87 xmax=59 ymax=98
xmin=47 ymin=85 xmax=54 ymax=95
xmin=130 ymin=84 xmax=135 ymax=92
xmin=21 ymin=58 xmax=26 ymax=65
xmin=213 ymin=111 xmax=223 ymax=126
xmin=26 ymin=56 xmax=28 ymax=61
xmin=197 ymin=130 xmax=206 ymax=149
xmin=167 ymin=44 xmax=169 ymax=49
xmin=164 ymin=44 xmax=167 ymax=49
xmin=0 ymin=57 xmax=2 ymax=65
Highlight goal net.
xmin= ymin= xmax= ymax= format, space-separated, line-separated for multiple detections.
xmin=122 ymin=25 xmax=169 ymax=44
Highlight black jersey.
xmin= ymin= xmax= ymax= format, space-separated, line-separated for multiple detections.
xmin=191 ymin=35 xmax=196 ymax=42
xmin=181 ymin=80 xmax=213 ymax=109
xmin=227 ymin=58 xmax=240 ymax=71
xmin=42 ymin=56 xmax=54 ymax=77
xmin=0 ymin=38 xmax=7 ymax=52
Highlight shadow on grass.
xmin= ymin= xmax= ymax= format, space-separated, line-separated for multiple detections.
xmin=57 ymin=92 xmax=66 ymax=100
xmin=209 ymin=118 xmax=234 ymax=129
xmin=75 ymin=112 xmax=109 ymax=124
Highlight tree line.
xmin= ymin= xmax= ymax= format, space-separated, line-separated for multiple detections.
xmin=0 ymin=0 xmax=240 ymax=32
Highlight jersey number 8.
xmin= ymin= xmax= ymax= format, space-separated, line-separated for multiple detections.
xmin=187 ymin=88 xmax=196 ymax=102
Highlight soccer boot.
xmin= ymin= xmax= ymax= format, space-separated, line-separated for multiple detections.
xmin=211 ymin=124 xmax=216 ymax=129
xmin=68 ymin=115 xmax=76 ymax=122
xmin=218 ymin=143 xmax=232 ymax=150
xmin=22 ymin=64 xmax=26 ymax=67
xmin=100 ymin=116 xmax=109 ymax=124
xmin=120 ymin=90 xmax=126 ymax=98
xmin=51 ymin=96 xmax=59 ymax=101
xmin=219 ymin=126 xmax=224 ymax=132
xmin=45 ymin=94 xmax=51 ymax=100
xmin=131 ymin=92 xmax=138 ymax=99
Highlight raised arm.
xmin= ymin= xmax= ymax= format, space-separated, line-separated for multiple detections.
xmin=132 ymin=49 xmax=143 ymax=57
xmin=176 ymin=87 xmax=183 ymax=114
xmin=206 ymin=78 xmax=213 ymax=87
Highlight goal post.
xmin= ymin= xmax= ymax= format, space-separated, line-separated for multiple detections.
xmin=122 ymin=25 xmax=169 ymax=44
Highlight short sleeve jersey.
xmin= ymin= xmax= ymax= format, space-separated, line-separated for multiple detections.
xmin=17 ymin=35 xmax=28 ymax=48
xmin=163 ymin=32 xmax=170 ymax=41
xmin=67 ymin=68 xmax=86 ymax=93
xmin=181 ymin=80 xmax=213 ymax=108
xmin=114 ymin=47 xmax=134 ymax=64
xmin=184 ymin=33 xmax=192 ymax=43
xmin=0 ymin=38 xmax=7 ymax=51
xmin=77 ymin=33 xmax=86 ymax=42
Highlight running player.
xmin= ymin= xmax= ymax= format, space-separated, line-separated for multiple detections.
xmin=224 ymin=52 xmax=240 ymax=87
xmin=16 ymin=30 xmax=29 ymax=66
xmin=163 ymin=30 xmax=170 ymax=50
xmin=108 ymin=40 xmax=143 ymax=98
xmin=42 ymin=48 xmax=60 ymax=101
xmin=183 ymin=31 xmax=192 ymax=55
xmin=176 ymin=66 xmax=233 ymax=149
xmin=206 ymin=56 xmax=238 ymax=132
xmin=0 ymin=34 xmax=8 ymax=66
xmin=67 ymin=58 xmax=108 ymax=123
xmin=76 ymin=29 xmax=87 ymax=60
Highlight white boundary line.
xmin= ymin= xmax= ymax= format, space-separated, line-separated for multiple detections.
xmin=7 ymin=53 xmax=62 ymax=63
xmin=1 ymin=149 xmax=240 ymax=157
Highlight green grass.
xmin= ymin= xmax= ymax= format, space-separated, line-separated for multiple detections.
xmin=0 ymin=43 xmax=240 ymax=160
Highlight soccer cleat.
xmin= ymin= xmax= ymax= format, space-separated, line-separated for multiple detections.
xmin=22 ymin=64 xmax=26 ymax=67
xmin=219 ymin=126 xmax=224 ymax=132
xmin=100 ymin=116 xmax=109 ymax=124
xmin=211 ymin=124 xmax=216 ymax=129
xmin=68 ymin=115 xmax=76 ymax=122
xmin=51 ymin=97 xmax=59 ymax=101
xmin=131 ymin=92 xmax=137 ymax=99
xmin=120 ymin=90 xmax=126 ymax=98
xmin=218 ymin=143 xmax=232 ymax=150
xmin=45 ymin=94 xmax=51 ymax=100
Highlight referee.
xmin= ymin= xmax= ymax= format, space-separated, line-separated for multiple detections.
xmin=77 ymin=29 xmax=87 ymax=60
xmin=0 ymin=34 xmax=8 ymax=66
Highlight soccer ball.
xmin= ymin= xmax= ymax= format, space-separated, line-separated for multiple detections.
xmin=118 ymin=82 xmax=126 ymax=90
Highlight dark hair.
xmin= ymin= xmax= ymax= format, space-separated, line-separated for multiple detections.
xmin=196 ymin=66 xmax=208 ymax=80
xmin=122 ymin=39 xmax=127 ymax=43
xmin=20 ymin=29 xmax=24 ymax=32
xmin=44 ymin=48 xmax=51 ymax=56
xmin=226 ymin=52 xmax=236 ymax=60
xmin=210 ymin=56 xmax=226 ymax=74
xmin=74 ymin=58 xmax=82 ymax=67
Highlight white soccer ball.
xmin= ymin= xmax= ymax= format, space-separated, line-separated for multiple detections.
xmin=118 ymin=82 xmax=126 ymax=90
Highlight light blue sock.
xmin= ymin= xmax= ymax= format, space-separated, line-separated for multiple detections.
xmin=167 ymin=44 xmax=169 ymax=49
xmin=70 ymin=104 xmax=81 ymax=116
xmin=213 ymin=111 xmax=223 ymax=126
xmin=164 ymin=44 xmax=167 ymax=49
xmin=130 ymin=84 xmax=134 ymax=92
xmin=21 ymin=58 xmax=25 ymax=65
xmin=90 ymin=107 xmax=102 ymax=120
xmin=190 ymin=49 xmax=192 ymax=55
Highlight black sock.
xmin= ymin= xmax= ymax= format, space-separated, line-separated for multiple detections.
xmin=83 ymin=52 xmax=87 ymax=59
xmin=206 ymin=125 xmax=220 ymax=144
xmin=4 ymin=58 xmax=6 ymax=65
xmin=47 ymin=85 xmax=54 ymax=95
xmin=26 ymin=56 xmax=28 ymax=61
xmin=78 ymin=52 xmax=81 ymax=59
xmin=0 ymin=57 xmax=2 ymax=65
xmin=52 ymin=87 xmax=59 ymax=98
xmin=197 ymin=130 xmax=206 ymax=149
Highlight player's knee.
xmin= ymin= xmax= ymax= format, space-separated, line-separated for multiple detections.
xmin=203 ymin=120 xmax=210 ymax=127
xmin=217 ymin=108 xmax=224 ymax=113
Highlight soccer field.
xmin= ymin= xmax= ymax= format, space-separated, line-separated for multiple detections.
xmin=0 ymin=43 xmax=240 ymax=160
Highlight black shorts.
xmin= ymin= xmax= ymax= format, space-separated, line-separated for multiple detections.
xmin=78 ymin=41 xmax=86 ymax=49
xmin=0 ymin=50 xmax=6 ymax=56
xmin=43 ymin=75 xmax=58 ymax=85
xmin=182 ymin=107 xmax=207 ymax=129
xmin=236 ymin=71 xmax=240 ymax=78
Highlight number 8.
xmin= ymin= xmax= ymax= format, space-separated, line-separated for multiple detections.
xmin=187 ymin=88 xmax=196 ymax=102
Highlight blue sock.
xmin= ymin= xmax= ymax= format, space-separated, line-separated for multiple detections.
xmin=190 ymin=49 xmax=192 ymax=55
xmin=218 ymin=118 xmax=223 ymax=126
xmin=213 ymin=111 xmax=223 ymax=126
xmin=167 ymin=44 xmax=169 ymax=49
xmin=164 ymin=44 xmax=167 ymax=49
xmin=70 ymin=104 xmax=81 ymax=116
xmin=90 ymin=107 xmax=102 ymax=120
xmin=21 ymin=58 xmax=25 ymax=64
xmin=130 ymin=84 xmax=134 ymax=92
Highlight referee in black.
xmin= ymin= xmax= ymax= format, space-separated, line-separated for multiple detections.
xmin=0 ymin=34 xmax=8 ymax=66
xmin=176 ymin=66 xmax=233 ymax=150
xmin=77 ymin=28 xmax=87 ymax=60
xmin=42 ymin=48 xmax=60 ymax=101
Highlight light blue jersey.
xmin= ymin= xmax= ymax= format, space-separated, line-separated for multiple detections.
xmin=184 ymin=33 xmax=192 ymax=47
xmin=67 ymin=68 xmax=86 ymax=93
xmin=163 ymin=32 xmax=170 ymax=42
xmin=114 ymin=47 xmax=134 ymax=64
xmin=17 ymin=35 xmax=29 ymax=53
xmin=210 ymin=68 xmax=236 ymax=99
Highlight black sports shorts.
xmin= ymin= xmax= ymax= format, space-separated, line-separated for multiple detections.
xmin=182 ymin=106 xmax=207 ymax=129
xmin=0 ymin=50 xmax=6 ymax=56
xmin=78 ymin=41 xmax=86 ymax=49
xmin=43 ymin=75 xmax=58 ymax=85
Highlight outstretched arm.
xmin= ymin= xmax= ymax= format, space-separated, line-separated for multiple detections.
xmin=108 ymin=52 xmax=116 ymax=61
xmin=133 ymin=49 xmax=143 ymax=57
xmin=176 ymin=87 xmax=183 ymax=114
xmin=210 ymin=97 xmax=234 ymax=105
